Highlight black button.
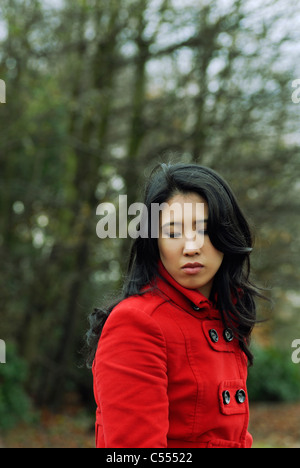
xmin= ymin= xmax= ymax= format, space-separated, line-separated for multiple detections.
xmin=192 ymin=304 xmax=200 ymax=311
xmin=209 ymin=329 xmax=219 ymax=343
xmin=223 ymin=328 xmax=234 ymax=342
xmin=235 ymin=389 xmax=246 ymax=404
xmin=222 ymin=390 xmax=231 ymax=405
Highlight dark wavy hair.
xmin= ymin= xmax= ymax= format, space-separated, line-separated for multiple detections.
xmin=85 ymin=162 xmax=267 ymax=367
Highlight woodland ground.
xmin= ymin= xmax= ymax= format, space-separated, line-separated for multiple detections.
xmin=1 ymin=401 xmax=300 ymax=448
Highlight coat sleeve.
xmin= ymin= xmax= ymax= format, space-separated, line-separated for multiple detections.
xmin=93 ymin=305 xmax=169 ymax=448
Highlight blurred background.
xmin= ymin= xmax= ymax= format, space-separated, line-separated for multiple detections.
xmin=0 ymin=0 xmax=300 ymax=448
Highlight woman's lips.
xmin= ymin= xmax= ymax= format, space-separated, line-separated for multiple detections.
xmin=182 ymin=263 xmax=204 ymax=275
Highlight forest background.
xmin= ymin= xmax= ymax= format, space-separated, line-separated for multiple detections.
xmin=0 ymin=0 xmax=300 ymax=447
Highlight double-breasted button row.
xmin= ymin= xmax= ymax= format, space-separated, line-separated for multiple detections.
xmin=222 ymin=389 xmax=246 ymax=405
xmin=209 ymin=328 xmax=234 ymax=343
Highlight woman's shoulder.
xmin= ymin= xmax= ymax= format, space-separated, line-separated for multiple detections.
xmin=98 ymin=292 xmax=169 ymax=351
xmin=109 ymin=289 xmax=167 ymax=322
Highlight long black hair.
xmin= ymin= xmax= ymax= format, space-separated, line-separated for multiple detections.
xmin=86 ymin=162 xmax=266 ymax=367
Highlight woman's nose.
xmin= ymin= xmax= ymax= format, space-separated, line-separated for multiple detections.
xmin=183 ymin=236 xmax=202 ymax=256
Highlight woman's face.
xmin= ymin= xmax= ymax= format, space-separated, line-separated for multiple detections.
xmin=157 ymin=192 xmax=224 ymax=298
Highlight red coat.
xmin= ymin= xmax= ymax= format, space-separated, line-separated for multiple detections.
xmin=93 ymin=261 xmax=253 ymax=448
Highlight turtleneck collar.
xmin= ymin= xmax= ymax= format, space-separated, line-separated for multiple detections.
xmin=145 ymin=259 xmax=220 ymax=319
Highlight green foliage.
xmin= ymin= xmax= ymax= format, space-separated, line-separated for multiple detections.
xmin=0 ymin=344 xmax=35 ymax=430
xmin=248 ymin=345 xmax=300 ymax=402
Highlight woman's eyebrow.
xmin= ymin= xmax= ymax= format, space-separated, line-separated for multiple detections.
xmin=162 ymin=219 xmax=208 ymax=229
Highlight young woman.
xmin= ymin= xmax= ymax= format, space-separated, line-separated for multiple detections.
xmin=86 ymin=162 xmax=264 ymax=448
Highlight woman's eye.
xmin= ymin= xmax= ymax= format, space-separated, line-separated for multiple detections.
xmin=162 ymin=229 xmax=208 ymax=238
xmin=162 ymin=231 xmax=181 ymax=238
xmin=169 ymin=232 xmax=181 ymax=238
xmin=198 ymin=229 xmax=208 ymax=235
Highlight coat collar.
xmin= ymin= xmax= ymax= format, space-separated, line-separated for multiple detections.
xmin=150 ymin=260 xmax=220 ymax=319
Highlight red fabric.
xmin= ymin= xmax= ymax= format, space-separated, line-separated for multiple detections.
xmin=93 ymin=261 xmax=253 ymax=448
